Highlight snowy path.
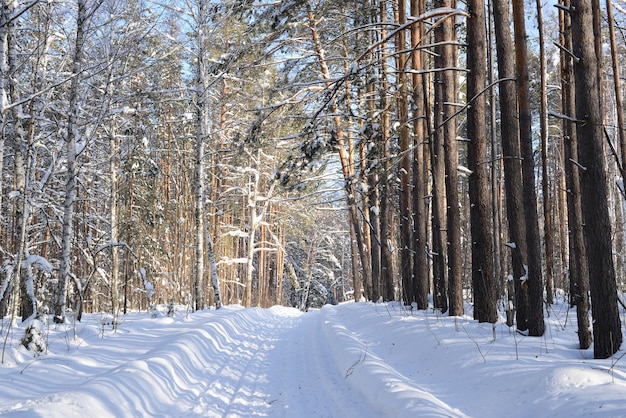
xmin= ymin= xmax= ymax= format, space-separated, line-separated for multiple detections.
xmin=186 ymin=306 xmax=378 ymax=417
xmin=1 ymin=305 xmax=462 ymax=417
xmin=2 ymin=302 xmax=626 ymax=417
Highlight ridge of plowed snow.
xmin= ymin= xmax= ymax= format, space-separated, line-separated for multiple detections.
xmin=319 ymin=305 xmax=468 ymax=417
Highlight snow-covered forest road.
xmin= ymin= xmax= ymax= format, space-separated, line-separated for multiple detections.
xmin=2 ymin=302 xmax=626 ymax=417
xmin=178 ymin=306 xmax=390 ymax=417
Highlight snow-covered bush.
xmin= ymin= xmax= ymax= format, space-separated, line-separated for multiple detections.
xmin=21 ymin=316 xmax=46 ymax=355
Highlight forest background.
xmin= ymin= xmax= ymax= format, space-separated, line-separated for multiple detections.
xmin=1 ymin=0 xmax=626 ymax=361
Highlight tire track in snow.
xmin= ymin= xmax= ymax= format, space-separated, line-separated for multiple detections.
xmin=192 ymin=307 xmax=294 ymax=416
xmin=192 ymin=306 xmax=375 ymax=417
xmin=264 ymin=309 xmax=377 ymax=418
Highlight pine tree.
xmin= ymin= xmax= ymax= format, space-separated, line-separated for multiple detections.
xmin=467 ymin=0 xmax=496 ymax=323
xmin=570 ymin=0 xmax=622 ymax=359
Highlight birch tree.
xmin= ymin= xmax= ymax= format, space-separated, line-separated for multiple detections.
xmin=0 ymin=1 xmax=17 ymax=317
xmin=0 ymin=0 xmax=16 ymax=317
xmin=54 ymin=0 xmax=104 ymax=324
xmin=8 ymin=0 xmax=38 ymax=322
xmin=192 ymin=0 xmax=240 ymax=310
xmin=0 ymin=1 xmax=9 ymax=244
xmin=193 ymin=0 xmax=210 ymax=311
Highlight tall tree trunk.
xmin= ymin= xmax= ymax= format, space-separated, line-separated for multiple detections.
xmin=366 ymin=134 xmax=381 ymax=301
xmin=54 ymin=0 xmax=88 ymax=323
xmin=194 ymin=0 xmax=209 ymax=311
xmin=0 ymin=0 xmax=31 ymax=321
xmin=467 ymin=0 xmax=496 ymax=323
xmin=13 ymin=76 xmax=32 ymax=322
xmin=0 ymin=2 xmax=9 ymax=318
xmin=0 ymin=1 xmax=7 ymax=248
xmin=379 ymin=0 xmax=395 ymax=302
xmin=559 ymin=0 xmax=591 ymax=350
xmin=207 ymin=219 xmax=222 ymax=309
xmin=410 ymin=0 xmax=428 ymax=310
xmin=493 ymin=0 xmax=529 ymax=331
xmin=557 ymin=148 xmax=569 ymax=294
xmin=348 ymin=215 xmax=364 ymax=301
xmin=396 ymin=0 xmax=413 ymax=305
xmin=536 ymin=0 xmax=555 ymax=306
xmin=607 ymin=0 xmax=626 ymax=285
xmin=431 ymin=0 xmax=450 ymax=314
xmin=512 ymin=0 xmax=545 ymax=336
xmin=110 ymin=130 xmax=120 ymax=325
xmin=380 ymin=188 xmax=395 ymax=301
xmin=607 ymin=0 xmax=626 ymax=165
xmin=441 ymin=0 xmax=463 ymax=316
xmin=15 ymin=146 xmax=32 ymax=321
xmin=607 ymin=0 xmax=626 ymax=178
xmin=244 ymin=167 xmax=258 ymax=308
xmin=365 ymin=87 xmax=381 ymax=301
xmin=487 ymin=0 xmax=504 ymax=304
xmin=570 ymin=0 xmax=622 ymax=359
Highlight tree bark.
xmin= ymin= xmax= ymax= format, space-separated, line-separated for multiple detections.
xmin=109 ymin=129 xmax=120 ymax=325
xmin=570 ymin=0 xmax=622 ymax=358
xmin=487 ymin=0 xmax=505 ymax=305
xmin=607 ymin=0 xmax=626 ymax=168
xmin=54 ymin=0 xmax=88 ymax=323
xmin=14 ymin=114 xmax=32 ymax=321
xmin=493 ymin=0 xmax=529 ymax=331
xmin=559 ymin=0 xmax=591 ymax=350
xmin=397 ymin=0 xmax=413 ymax=306
xmin=442 ymin=0 xmax=463 ymax=316
xmin=431 ymin=0 xmax=451 ymax=314
xmin=244 ymin=165 xmax=259 ymax=307
xmin=365 ymin=86 xmax=381 ymax=301
xmin=410 ymin=0 xmax=428 ymax=310
xmin=194 ymin=0 xmax=209 ymax=311
xmin=606 ymin=0 xmax=626 ymax=286
xmin=467 ymin=0 xmax=496 ymax=323
xmin=378 ymin=0 xmax=395 ymax=302
xmin=536 ymin=0 xmax=555 ymax=306
xmin=0 ymin=1 xmax=27 ymax=321
xmin=0 ymin=0 xmax=7 ymax=247
xmin=206 ymin=217 xmax=222 ymax=309
xmin=512 ymin=0 xmax=545 ymax=336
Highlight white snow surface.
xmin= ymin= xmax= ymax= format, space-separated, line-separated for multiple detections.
xmin=1 ymin=300 xmax=626 ymax=417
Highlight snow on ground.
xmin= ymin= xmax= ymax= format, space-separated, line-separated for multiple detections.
xmin=1 ymin=299 xmax=626 ymax=417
